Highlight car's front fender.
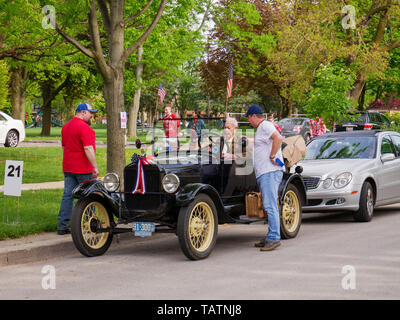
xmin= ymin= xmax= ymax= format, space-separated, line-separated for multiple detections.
xmin=176 ymin=183 xmax=225 ymax=220
xmin=72 ymin=179 xmax=120 ymax=215
xmin=279 ymin=173 xmax=307 ymax=205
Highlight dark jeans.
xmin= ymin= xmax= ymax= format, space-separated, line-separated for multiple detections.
xmin=57 ymin=172 xmax=93 ymax=230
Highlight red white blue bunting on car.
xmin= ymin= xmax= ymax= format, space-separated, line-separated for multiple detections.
xmin=131 ymin=154 xmax=154 ymax=194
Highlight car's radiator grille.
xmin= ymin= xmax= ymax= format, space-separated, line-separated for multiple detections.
xmin=302 ymin=176 xmax=320 ymax=190
xmin=124 ymin=165 xmax=162 ymax=210
xmin=124 ymin=165 xmax=161 ymax=193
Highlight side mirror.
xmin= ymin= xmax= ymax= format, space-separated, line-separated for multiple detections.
xmin=135 ymin=139 xmax=142 ymax=149
xmin=381 ymin=153 xmax=395 ymax=163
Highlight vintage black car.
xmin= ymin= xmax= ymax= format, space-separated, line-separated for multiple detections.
xmin=70 ymin=118 xmax=307 ymax=260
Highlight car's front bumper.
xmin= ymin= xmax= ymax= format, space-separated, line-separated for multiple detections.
xmin=303 ymin=184 xmax=362 ymax=212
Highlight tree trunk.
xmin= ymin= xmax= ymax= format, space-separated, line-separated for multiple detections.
xmin=358 ymin=83 xmax=367 ymax=110
xmin=349 ymin=74 xmax=366 ymax=107
xmin=10 ymin=67 xmax=28 ymax=122
xmin=103 ymin=72 xmax=126 ymax=181
xmin=127 ymin=45 xmax=144 ymax=139
xmin=64 ymin=95 xmax=75 ymax=122
xmin=102 ymin=3 xmax=126 ymax=183
xmin=40 ymin=75 xmax=70 ymax=136
xmin=40 ymin=83 xmax=52 ymax=137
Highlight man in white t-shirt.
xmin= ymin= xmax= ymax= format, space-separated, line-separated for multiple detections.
xmin=245 ymin=104 xmax=284 ymax=251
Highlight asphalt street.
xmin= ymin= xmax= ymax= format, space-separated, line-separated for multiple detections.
xmin=0 ymin=205 xmax=399 ymax=300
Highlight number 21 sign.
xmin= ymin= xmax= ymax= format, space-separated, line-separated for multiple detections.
xmin=4 ymin=160 xmax=24 ymax=197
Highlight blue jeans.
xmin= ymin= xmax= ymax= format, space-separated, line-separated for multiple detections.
xmin=256 ymin=170 xmax=283 ymax=241
xmin=57 ymin=172 xmax=93 ymax=230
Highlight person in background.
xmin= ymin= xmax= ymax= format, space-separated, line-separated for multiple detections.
xmin=187 ymin=109 xmax=206 ymax=150
xmin=245 ymin=104 xmax=284 ymax=251
xmin=162 ymin=105 xmax=180 ymax=150
xmin=57 ymin=103 xmax=99 ymax=235
xmin=309 ymin=116 xmax=326 ymax=139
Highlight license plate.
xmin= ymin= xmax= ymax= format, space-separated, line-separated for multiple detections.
xmin=346 ymin=126 xmax=353 ymax=132
xmin=132 ymin=222 xmax=155 ymax=237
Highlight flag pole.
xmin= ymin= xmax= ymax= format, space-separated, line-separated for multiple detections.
xmin=225 ymin=96 xmax=228 ymax=117
xmin=153 ymin=96 xmax=159 ymax=125
xmin=225 ymin=63 xmax=233 ymax=117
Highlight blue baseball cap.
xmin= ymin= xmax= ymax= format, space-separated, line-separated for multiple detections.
xmin=244 ymin=104 xmax=263 ymax=117
xmin=76 ymin=103 xmax=98 ymax=113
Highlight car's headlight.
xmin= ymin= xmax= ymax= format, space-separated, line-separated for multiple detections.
xmin=162 ymin=173 xmax=180 ymax=193
xmin=322 ymin=178 xmax=332 ymax=189
xmin=103 ymin=173 xmax=120 ymax=192
xmin=334 ymin=172 xmax=352 ymax=189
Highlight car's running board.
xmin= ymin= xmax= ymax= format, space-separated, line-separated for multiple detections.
xmin=231 ymin=215 xmax=266 ymax=224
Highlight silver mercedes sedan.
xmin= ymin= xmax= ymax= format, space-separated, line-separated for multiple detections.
xmin=296 ymin=130 xmax=400 ymax=222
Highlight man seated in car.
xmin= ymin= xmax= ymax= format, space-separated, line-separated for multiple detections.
xmin=222 ymin=117 xmax=252 ymax=160
xmin=222 ymin=117 xmax=239 ymax=159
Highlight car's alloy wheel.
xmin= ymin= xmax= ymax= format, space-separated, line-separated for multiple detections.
xmin=177 ymin=194 xmax=218 ymax=260
xmin=354 ymin=181 xmax=374 ymax=222
xmin=4 ymin=130 xmax=19 ymax=147
xmin=280 ymin=184 xmax=302 ymax=239
xmin=71 ymin=198 xmax=113 ymax=257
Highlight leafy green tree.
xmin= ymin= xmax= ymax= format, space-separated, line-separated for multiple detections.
xmin=0 ymin=60 xmax=10 ymax=111
xmin=51 ymin=0 xmax=208 ymax=179
xmin=304 ymin=64 xmax=355 ymax=128
xmin=0 ymin=0 xmax=58 ymax=121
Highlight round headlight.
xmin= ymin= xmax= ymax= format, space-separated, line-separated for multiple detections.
xmin=162 ymin=173 xmax=180 ymax=193
xmin=334 ymin=172 xmax=352 ymax=189
xmin=103 ymin=173 xmax=120 ymax=192
xmin=322 ymin=178 xmax=332 ymax=189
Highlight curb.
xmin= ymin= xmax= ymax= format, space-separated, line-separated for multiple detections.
xmin=0 ymin=231 xmax=173 ymax=267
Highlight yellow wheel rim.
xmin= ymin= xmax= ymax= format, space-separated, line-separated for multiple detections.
xmin=189 ymin=201 xmax=214 ymax=252
xmin=282 ymin=190 xmax=300 ymax=233
xmin=81 ymin=201 xmax=110 ymax=249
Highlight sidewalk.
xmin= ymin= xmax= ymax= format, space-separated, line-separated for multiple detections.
xmin=0 ymin=230 xmax=173 ymax=267
xmin=0 ymin=180 xmax=64 ymax=193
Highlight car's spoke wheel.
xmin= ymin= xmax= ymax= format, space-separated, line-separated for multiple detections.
xmin=280 ymin=184 xmax=302 ymax=239
xmin=354 ymin=181 xmax=374 ymax=222
xmin=4 ymin=130 xmax=19 ymax=147
xmin=177 ymin=194 xmax=218 ymax=260
xmin=71 ymin=198 xmax=113 ymax=257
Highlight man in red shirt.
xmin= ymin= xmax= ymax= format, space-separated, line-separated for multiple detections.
xmin=162 ymin=105 xmax=180 ymax=150
xmin=57 ymin=103 xmax=99 ymax=235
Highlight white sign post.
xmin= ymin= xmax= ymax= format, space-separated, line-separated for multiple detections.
xmin=121 ymin=111 xmax=127 ymax=129
xmin=4 ymin=160 xmax=23 ymax=197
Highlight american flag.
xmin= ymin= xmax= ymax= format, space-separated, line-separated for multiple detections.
xmin=226 ymin=64 xmax=233 ymax=99
xmin=158 ymin=82 xmax=166 ymax=104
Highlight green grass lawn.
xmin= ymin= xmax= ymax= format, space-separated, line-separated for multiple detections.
xmin=0 ymin=189 xmax=62 ymax=240
xmin=25 ymin=125 xmax=152 ymax=143
xmin=0 ymin=147 xmax=140 ymax=184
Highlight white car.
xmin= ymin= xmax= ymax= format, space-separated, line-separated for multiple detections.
xmin=297 ymin=130 xmax=400 ymax=222
xmin=0 ymin=111 xmax=25 ymax=147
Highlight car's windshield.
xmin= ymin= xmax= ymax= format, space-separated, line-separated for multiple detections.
xmin=304 ymin=136 xmax=376 ymax=160
xmin=278 ymin=118 xmax=305 ymax=129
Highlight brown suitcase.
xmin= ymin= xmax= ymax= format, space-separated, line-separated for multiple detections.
xmin=245 ymin=192 xmax=265 ymax=218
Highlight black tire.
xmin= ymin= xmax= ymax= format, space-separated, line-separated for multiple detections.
xmin=177 ymin=194 xmax=218 ymax=260
xmin=280 ymin=183 xmax=302 ymax=239
xmin=71 ymin=198 xmax=114 ymax=257
xmin=4 ymin=130 xmax=19 ymax=147
xmin=353 ymin=182 xmax=374 ymax=222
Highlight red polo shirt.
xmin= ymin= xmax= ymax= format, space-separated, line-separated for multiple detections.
xmin=61 ymin=117 xmax=96 ymax=174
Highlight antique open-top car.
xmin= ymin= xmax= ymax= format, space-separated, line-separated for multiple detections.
xmin=70 ymin=118 xmax=307 ymax=260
